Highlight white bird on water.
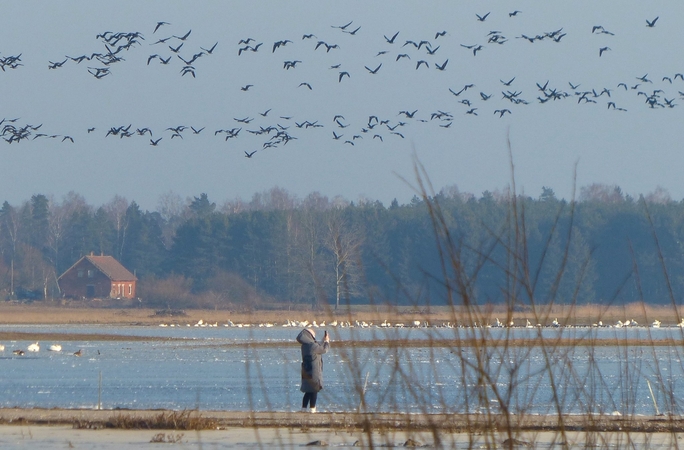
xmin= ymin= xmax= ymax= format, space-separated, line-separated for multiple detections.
xmin=0 ymin=344 xmax=4 ymax=351
xmin=49 ymin=344 xmax=62 ymax=352
xmin=27 ymin=342 xmax=40 ymax=352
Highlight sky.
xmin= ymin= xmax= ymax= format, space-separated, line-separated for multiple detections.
xmin=0 ymin=1 xmax=682 ymax=210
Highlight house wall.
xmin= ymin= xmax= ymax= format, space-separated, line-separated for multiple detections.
xmin=58 ymin=259 xmax=137 ymax=299
xmin=110 ymin=280 xmax=137 ymax=299
xmin=58 ymin=259 xmax=112 ymax=298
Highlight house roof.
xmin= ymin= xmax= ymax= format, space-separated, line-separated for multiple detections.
xmin=59 ymin=255 xmax=137 ymax=281
xmin=86 ymin=256 xmax=137 ymax=281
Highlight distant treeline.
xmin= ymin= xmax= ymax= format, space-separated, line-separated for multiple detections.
xmin=0 ymin=183 xmax=680 ymax=308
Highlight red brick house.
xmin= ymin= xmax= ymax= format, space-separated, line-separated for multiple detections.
xmin=58 ymin=254 xmax=137 ymax=299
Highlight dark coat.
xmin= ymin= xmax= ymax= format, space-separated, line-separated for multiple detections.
xmin=297 ymin=328 xmax=330 ymax=393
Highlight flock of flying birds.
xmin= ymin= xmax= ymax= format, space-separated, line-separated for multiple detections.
xmin=1 ymin=11 xmax=681 ymax=158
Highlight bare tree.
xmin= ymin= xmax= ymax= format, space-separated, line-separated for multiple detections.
xmin=156 ymin=191 xmax=189 ymax=248
xmin=324 ymin=210 xmax=364 ymax=309
xmin=104 ymin=195 xmax=130 ymax=260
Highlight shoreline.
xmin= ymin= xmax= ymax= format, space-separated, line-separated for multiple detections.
xmin=0 ymin=303 xmax=683 ymax=328
xmin=1 ymin=408 xmax=683 ymax=433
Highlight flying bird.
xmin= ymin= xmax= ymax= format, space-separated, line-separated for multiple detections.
xmin=435 ymin=31 xmax=447 ymax=39
xmin=338 ymin=71 xmax=350 ymax=82
xmin=174 ymin=30 xmax=192 ymax=41
xmin=332 ymin=20 xmax=353 ymax=30
xmin=154 ymin=22 xmax=170 ymax=33
xmin=384 ymin=31 xmax=400 ymax=44
xmin=299 ymin=82 xmax=313 ymax=89
xmin=476 ymin=12 xmax=490 ymax=22
xmin=435 ymin=59 xmax=448 ymax=71
xmin=200 ymin=42 xmax=218 ymax=54
xmin=646 ymin=16 xmax=659 ymax=27
xmin=245 ymin=150 xmax=257 ymax=158
xmin=599 ymin=46 xmax=611 ymax=56
xmin=364 ymin=63 xmax=382 ymax=74
xmin=150 ymin=137 xmax=162 ymax=146
xmin=241 ymin=84 xmax=253 ymax=91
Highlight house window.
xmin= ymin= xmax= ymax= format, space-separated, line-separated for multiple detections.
xmin=128 ymin=285 xmax=132 ymax=295
xmin=87 ymin=270 xmax=94 ymax=278
xmin=77 ymin=270 xmax=84 ymax=278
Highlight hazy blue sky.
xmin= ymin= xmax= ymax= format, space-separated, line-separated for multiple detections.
xmin=1 ymin=1 xmax=682 ymax=209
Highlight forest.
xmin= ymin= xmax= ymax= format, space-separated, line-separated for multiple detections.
xmin=0 ymin=183 xmax=682 ymax=309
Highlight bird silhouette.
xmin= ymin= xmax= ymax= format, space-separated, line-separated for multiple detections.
xmin=241 ymin=84 xmax=253 ymax=91
xmin=272 ymin=40 xmax=292 ymax=52
xmin=646 ymin=17 xmax=659 ymax=27
xmin=338 ymin=71 xmax=350 ymax=82
xmin=364 ymin=63 xmax=381 ymax=74
xmin=599 ymin=46 xmax=611 ymax=57
xmin=501 ymin=77 xmax=515 ymax=86
xmin=299 ymin=82 xmax=313 ymax=90
xmin=200 ymin=42 xmax=218 ymax=54
xmin=150 ymin=137 xmax=162 ymax=146
xmin=435 ymin=59 xmax=448 ymax=71
xmin=244 ymin=150 xmax=257 ymax=158
xmin=332 ymin=20 xmax=353 ymax=30
xmin=435 ymin=31 xmax=447 ymax=39
xmin=395 ymin=54 xmax=410 ymax=61
xmin=509 ymin=10 xmax=521 ymax=17
xmin=384 ymin=31 xmax=400 ymax=43
xmin=476 ymin=12 xmax=490 ymax=21
xmin=48 ymin=59 xmax=68 ymax=69
xmin=154 ymin=22 xmax=170 ymax=33
xmin=174 ymin=30 xmax=192 ymax=41
xmin=415 ymin=60 xmax=428 ymax=70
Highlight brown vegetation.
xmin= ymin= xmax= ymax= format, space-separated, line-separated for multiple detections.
xmin=0 ymin=301 xmax=681 ymax=327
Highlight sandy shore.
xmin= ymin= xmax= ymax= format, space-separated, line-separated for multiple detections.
xmin=1 ymin=302 xmax=682 ymax=328
xmin=0 ymin=409 xmax=683 ymax=449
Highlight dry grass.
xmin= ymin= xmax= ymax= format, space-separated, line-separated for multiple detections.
xmin=0 ymin=302 xmax=681 ymax=327
xmin=73 ymin=410 xmax=218 ymax=430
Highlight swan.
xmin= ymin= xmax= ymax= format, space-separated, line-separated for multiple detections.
xmin=652 ymin=319 xmax=661 ymax=328
xmin=552 ymin=318 xmax=560 ymax=328
xmin=49 ymin=344 xmax=62 ymax=352
xmin=27 ymin=342 xmax=40 ymax=352
xmin=525 ymin=320 xmax=534 ymax=329
xmin=0 ymin=344 xmax=4 ymax=351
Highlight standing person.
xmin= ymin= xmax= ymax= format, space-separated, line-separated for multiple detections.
xmin=296 ymin=327 xmax=330 ymax=413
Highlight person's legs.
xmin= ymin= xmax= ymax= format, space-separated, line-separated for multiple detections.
xmin=302 ymin=392 xmax=313 ymax=409
xmin=302 ymin=392 xmax=318 ymax=412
